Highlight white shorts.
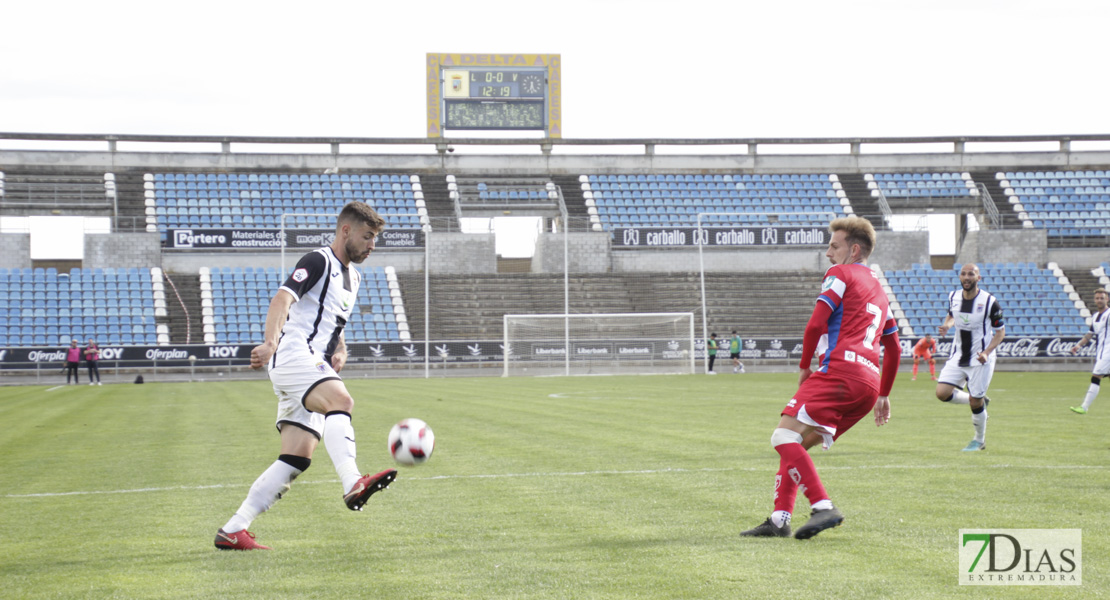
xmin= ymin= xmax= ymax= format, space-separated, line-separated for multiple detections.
xmin=268 ymin=350 xmax=341 ymax=439
xmin=1093 ymin=354 xmax=1110 ymax=377
xmin=938 ymin=355 xmax=997 ymax=399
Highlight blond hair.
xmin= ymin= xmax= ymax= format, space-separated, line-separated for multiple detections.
xmin=829 ymin=216 xmax=877 ymax=258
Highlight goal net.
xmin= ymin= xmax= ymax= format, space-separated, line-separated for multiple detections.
xmin=502 ymin=312 xmax=696 ymax=377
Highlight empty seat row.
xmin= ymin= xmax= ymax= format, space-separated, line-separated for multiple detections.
xmin=204 ymin=266 xmax=405 ymax=344
xmin=583 ymin=174 xmax=835 ymax=183
xmin=999 ymin=170 xmax=1110 ymax=180
xmin=148 ymin=173 xmax=424 ymax=233
xmin=150 ymin=173 xmax=414 ymax=184
xmin=0 ymin=268 xmax=160 ymax=347
xmin=884 ymin=265 xmax=1086 ymax=337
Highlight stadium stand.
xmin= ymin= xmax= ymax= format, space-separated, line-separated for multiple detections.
xmin=0 ymin=267 xmax=158 ymax=346
xmin=1090 ymin=262 xmax=1110 ymax=295
xmin=0 ymin=172 xmax=115 ymax=214
xmin=1096 ymin=263 xmax=1110 ymax=293
xmin=579 ymin=174 xmax=851 ymax=231
xmin=201 ymin=265 xmax=408 ymax=345
xmin=3 ymin=130 xmax=1110 ymax=360
xmin=396 ymin=271 xmax=821 ymax=340
xmin=881 ymin=262 xmax=1089 ymax=337
xmin=998 ymin=170 xmax=1110 ymax=241
xmin=450 ymin=177 xmax=557 ymax=205
xmin=866 ymin=172 xmax=978 ymax=198
xmin=144 ymin=173 xmax=427 ymax=232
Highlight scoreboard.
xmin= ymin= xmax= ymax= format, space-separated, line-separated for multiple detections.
xmin=452 ymin=69 xmax=547 ymax=98
xmin=426 ymin=54 xmax=561 ymax=137
xmin=444 ymin=99 xmax=545 ymax=130
xmin=442 ymin=68 xmax=546 ymax=130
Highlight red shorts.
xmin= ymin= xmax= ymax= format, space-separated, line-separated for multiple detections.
xmin=781 ymin=372 xmax=878 ymax=440
xmin=914 ymin=351 xmax=933 ymax=361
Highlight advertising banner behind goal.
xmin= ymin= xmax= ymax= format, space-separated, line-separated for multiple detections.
xmin=503 ymin=313 xmax=696 ymax=377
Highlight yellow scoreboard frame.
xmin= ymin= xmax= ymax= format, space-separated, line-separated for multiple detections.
xmin=426 ymin=53 xmax=561 ymax=138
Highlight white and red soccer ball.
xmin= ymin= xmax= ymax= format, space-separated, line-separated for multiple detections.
xmin=387 ymin=418 xmax=435 ymax=466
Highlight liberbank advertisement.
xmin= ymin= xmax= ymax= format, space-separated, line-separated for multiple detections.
xmin=0 ymin=337 xmax=1097 ymax=370
xmin=166 ymin=228 xmax=423 ymax=249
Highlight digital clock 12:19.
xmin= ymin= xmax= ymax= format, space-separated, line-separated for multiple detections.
xmin=474 ymin=85 xmax=513 ymax=97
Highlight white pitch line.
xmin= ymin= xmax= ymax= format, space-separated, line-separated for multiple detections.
xmin=2 ymin=464 xmax=1105 ymax=499
xmin=45 ymin=386 xmax=66 ymax=392
xmin=5 ymin=483 xmax=238 ymax=498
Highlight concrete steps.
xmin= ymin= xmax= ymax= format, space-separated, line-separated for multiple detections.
xmin=162 ymin=271 xmax=203 ymax=344
xmin=392 ymin=271 xmax=820 ymax=341
xmin=838 ymin=172 xmax=885 ymax=229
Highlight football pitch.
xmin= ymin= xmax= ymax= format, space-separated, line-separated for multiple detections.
xmin=0 ymin=372 xmax=1103 ymax=599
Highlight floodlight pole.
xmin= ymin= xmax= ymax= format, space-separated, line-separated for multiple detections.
xmin=424 ymin=227 xmax=430 ymax=378
xmin=697 ymin=214 xmax=708 ymax=374
xmin=564 ymin=202 xmax=570 ymax=377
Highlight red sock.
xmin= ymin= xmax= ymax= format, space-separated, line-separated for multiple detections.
xmin=774 ymin=442 xmax=829 ymax=507
xmin=773 ymin=462 xmax=799 ymax=514
xmin=929 ymin=362 xmax=936 ymax=377
xmin=912 ymin=361 xmax=918 ymax=377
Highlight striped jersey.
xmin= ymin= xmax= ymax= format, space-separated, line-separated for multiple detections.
xmin=1087 ymin=308 xmax=1110 ymax=363
xmin=814 ymin=263 xmax=898 ymax=386
xmin=945 ymin=289 xmax=1004 ymax=367
xmin=273 ymin=247 xmax=359 ymax=366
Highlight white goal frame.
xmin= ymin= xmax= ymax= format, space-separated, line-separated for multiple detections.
xmin=502 ymin=312 xmax=696 ymax=377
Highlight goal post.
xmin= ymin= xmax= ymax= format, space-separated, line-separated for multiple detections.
xmin=502 ymin=312 xmax=696 ymax=377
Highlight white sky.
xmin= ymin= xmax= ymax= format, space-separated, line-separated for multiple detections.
xmin=2 ymin=0 xmax=1107 ymax=257
xmin=3 ymin=0 xmax=1109 ymax=140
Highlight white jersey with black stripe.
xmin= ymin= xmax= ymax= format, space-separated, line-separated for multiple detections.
xmin=1088 ymin=308 xmax=1110 ymax=365
xmin=272 ymin=247 xmax=359 ymax=367
xmin=945 ymin=288 xmax=1004 ymax=367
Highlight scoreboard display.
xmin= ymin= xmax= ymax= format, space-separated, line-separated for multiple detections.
xmin=444 ymin=99 xmax=545 ymax=130
xmin=455 ymin=70 xmax=546 ymax=98
xmin=442 ymin=68 xmax=545 ymax=130
xmin=426 ymin=54 xmax=561 ymax=137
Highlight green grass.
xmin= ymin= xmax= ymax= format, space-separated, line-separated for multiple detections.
xmin=0 ymin=373 xmax=1105 ymax=599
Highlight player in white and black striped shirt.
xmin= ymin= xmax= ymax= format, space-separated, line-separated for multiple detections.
xmin=934 ymin=263 xmax=1005 ymax=452
xmin=1070 ymin=288 xmax=1110 ymax=414
xmin=215 ymin=202 xmax=396 ymax=551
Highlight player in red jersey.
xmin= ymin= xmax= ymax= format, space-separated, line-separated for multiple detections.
xmin=912 ymin=333 xmax=937 ymax=381
xmin=741 ymin=216 xmax=900 ymax=540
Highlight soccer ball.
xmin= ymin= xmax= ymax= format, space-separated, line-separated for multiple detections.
xmin=387 ymin=418 xmax=435 ymax=466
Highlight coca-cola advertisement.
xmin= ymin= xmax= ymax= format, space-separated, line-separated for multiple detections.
xmin=897 ymin=336 xmax=1094 ymax=359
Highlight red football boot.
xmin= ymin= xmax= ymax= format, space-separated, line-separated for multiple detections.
xmin=343 ymin=469 xmax=398 ymax=511
xmin=214 ymin=528 xmax=271 ymax=550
